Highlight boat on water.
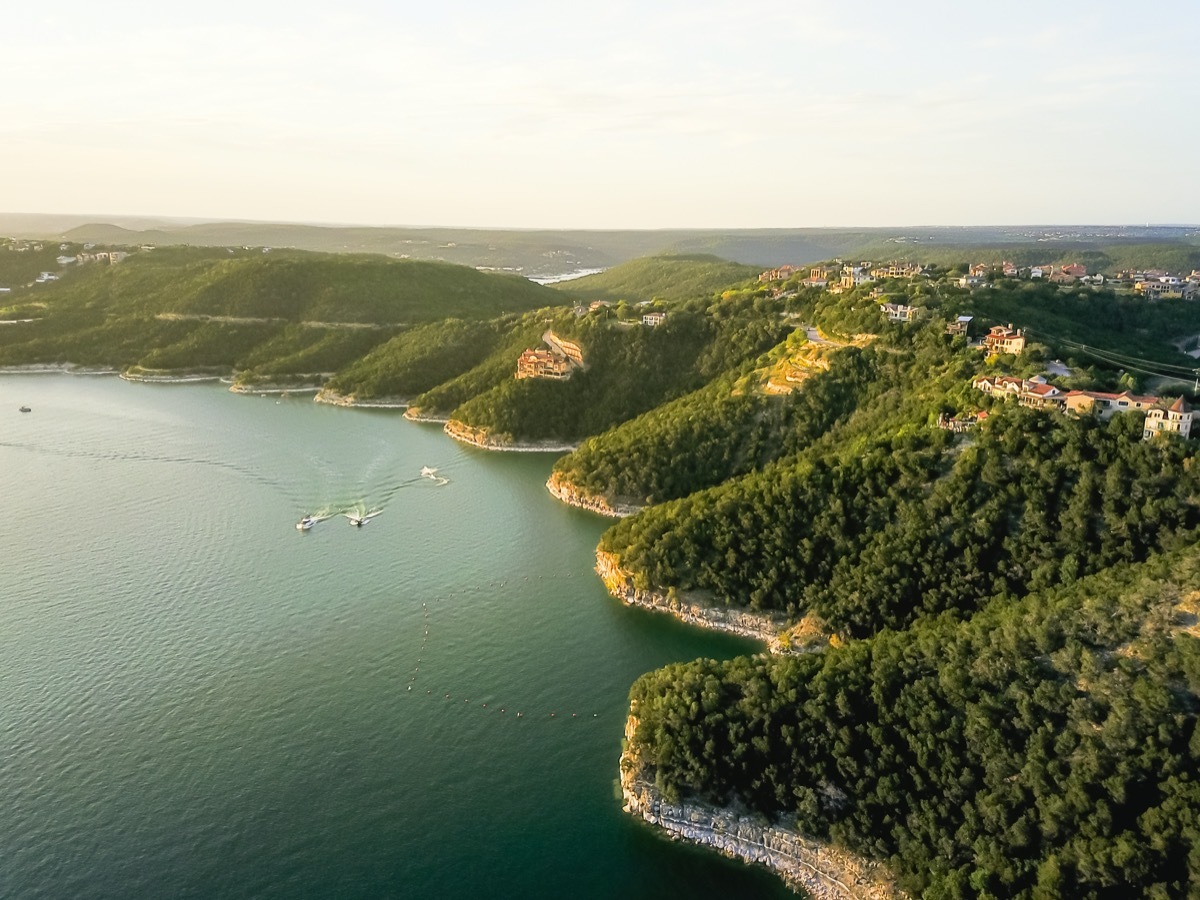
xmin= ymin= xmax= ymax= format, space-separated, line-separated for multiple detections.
xmin=345 ymin=510 xmax=381 ymax=527
xmin=296 ymin=515 xmax=317 ymax=531
xmin=420 ymin=466 xmax=437 ymax=478
xmin=19 ymin=406 xmax=31 ymax=413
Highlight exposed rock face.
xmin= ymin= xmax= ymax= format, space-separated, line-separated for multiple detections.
xmin=620 ymin=714 xmax=905 ymax=900
xmin=596 ymin=550 xmax=792 ymax=651
xmin=545 ymin=472 xmax=641 ymax=517
xmin=443 ymin=419 xmax=578 ymax=453
xmin=403 ymin=407 xmax=449 ymax=423
xmin=314 ymin=389 xmax=408 ymax=408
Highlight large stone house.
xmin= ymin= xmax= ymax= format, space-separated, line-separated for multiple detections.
xmin=982 ymin=324 xmax=1026 ymax=355
xmin=516 ymin=349 xmax=570 ymax=380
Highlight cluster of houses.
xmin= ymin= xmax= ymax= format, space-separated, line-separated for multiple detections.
xmin=57 ymin=250 xmax=128 ymax=267
xmin=760 ymin=258 xmax=1200 ymax=301
xmin=571 ymin=300 xmax=667 ymax=328
xmin=1120 ymin=269 xmax=1200 ymax=300
xmin=972 ymin=374 xmax=1192 ymax=440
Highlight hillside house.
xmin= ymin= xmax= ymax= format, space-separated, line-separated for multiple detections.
xmin=972 ymin=374 xmax=1025 ymax=399
xmin=959 ymin=275 xmax=985 ymax=288
xmin=759 ymin=265 xmax=797 ymax=283
xmin=641 ymin=311 xmax=667 ymax=327
xmin=880 ymin=302 xmax=922 ymax=323
xmin=1002 ymin=261 xmax=1018 ymax=277
xmin=973 ymin=374 xmax=1065 ymax=410
xmin=516 ymin=349 xmax=570 ymax=380
xmin=840 ymin=266 xmax=874 ymax=290
xmin=870 ymin=262 xmax=923 ymax=280
xmin=982 ymin=324 xmax=1026 ymax=355
xmin=945 ymin=315 xmax=973 ymax=337
xmin=1144 ymin=397 xmax=1192 ymax=440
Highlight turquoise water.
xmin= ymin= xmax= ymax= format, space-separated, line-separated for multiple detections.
xmin=0 ymin=376 xmax=793 ymax=899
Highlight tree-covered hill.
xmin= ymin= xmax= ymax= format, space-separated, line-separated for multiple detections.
xmin=0 ymin=247 xmax=567 ymax=375
xmin=556 ymin=254 xmax=760 ymax=305
xmin=628 ymin=545 xmax=1200 ymax=897
xmin=447 ymin=296 xmax=793 ymax=443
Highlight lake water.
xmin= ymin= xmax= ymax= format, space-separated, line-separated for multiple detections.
xmin=0 ymin=376 xmax=793 ymax=899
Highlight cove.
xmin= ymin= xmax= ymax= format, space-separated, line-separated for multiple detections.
xmin=0 ymin=375 xmax=795 ymax=899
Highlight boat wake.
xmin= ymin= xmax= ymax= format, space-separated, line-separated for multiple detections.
xmin=343 ymin=507 xmax=383 ymax=527
xmin=421 ymin=465 xmax=449 ymax=486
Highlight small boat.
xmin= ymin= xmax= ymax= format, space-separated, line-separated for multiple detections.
xmin=420 ymin=466 xmax=437 ymax=478
xmin=345 ymin=509 xmax=382 ymax=527
xmin=19 ymin=406 xmax=31 ymax=413
xmin=296 ymin=515 xmax=317 ymax=530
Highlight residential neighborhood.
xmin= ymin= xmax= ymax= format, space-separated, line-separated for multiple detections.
xmin=971 ymin=375 xmax=1193 ymax=441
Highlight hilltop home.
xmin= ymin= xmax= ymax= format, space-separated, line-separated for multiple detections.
xmin=1144 ymin=397 xmax=1192 ymax=440
xmin=982 ymin=324 xmax=1026 ymax=356
xmin=758 ymin=265 xmax=797 ymax=283
xmin=973 ymin=374 xmax=1065 ymax=410
xmin=880 ymin=302 xmax=922 ymax=323
xmin=945 ymin=315 xmax=973 ymax=337
xmin=1135 ymin=278 xmax=1188 ymax=299
xmin=840 ymin=265 xmax=873 ymax=290
xmin=641 ymin=312 xmax=667 ymax=327
xmin=870 ymin=262 xmax=923 ymax=280
xmin=516 ymin=349 xmax=570 ymax=380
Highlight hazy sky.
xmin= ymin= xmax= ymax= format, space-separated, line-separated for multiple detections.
xmin=2 ymin=0 xmax=1197 ymax=229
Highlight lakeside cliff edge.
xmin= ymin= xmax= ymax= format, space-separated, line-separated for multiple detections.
xmin=596 ymin=549 xmax=794 ymax=652
xmin=621 ymin=712 xmax=905 ymax=900
xmin=443 ymin=418 xmax=578 ymax=453
xmin=545 ymin=471 xmax=642 ymax=517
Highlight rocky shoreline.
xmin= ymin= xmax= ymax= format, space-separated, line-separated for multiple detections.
xmin=545 ymin=472 xmax=641 ymax=517
xmin=120 ymin=370 xmax=224 ymax=384
xmin=230 ymin=381 xmax=323 ymax=394
xmin=443 ymin=418 xmax=579 ymax=453
xmin=314 ymin=388 xmax=409 ymax=408
xmin=620 ymin=714 xmax=904 ymax=900
xmin=0 ymin=363 xmax=119 ymax=376
xmin=402 ymin=407 xmax=449 ymax=423
xmin=596 ymin=550 xmax=792 ymax=651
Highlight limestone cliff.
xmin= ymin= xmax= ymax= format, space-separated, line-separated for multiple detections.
xmin=545 ymin=472 xmax=641 ymax=517
xmin=443 ymin=419 xmax=577 ymax=453
xmin=596 ymin=550 xmax=792 ymax=651
xmin=620 ymin=713 xmax=905 ymax=900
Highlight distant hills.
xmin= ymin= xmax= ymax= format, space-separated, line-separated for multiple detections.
xmin=2 ymin=213 xmax=1196 ymax=280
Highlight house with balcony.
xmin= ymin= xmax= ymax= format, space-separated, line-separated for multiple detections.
xmin=1144 ymin=397 xmax=1192 ymax=440
xmin=516 ymin=349 xmax=571 ymax=380
xmin=880 ymin=302 xmax=922 ymax=323
xmin=982 ymin=324 xmax=1026 ymax=355
xmin=945 ymin=315 xmax=973 ymax=337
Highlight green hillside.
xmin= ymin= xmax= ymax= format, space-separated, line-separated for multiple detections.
xmin=628 ymin=544 xmax=1200 ymax=897
xmin=0 ymin=247 xmax=566 ymax=374
xmin=555 ymin=254 xmax=760 ymax=304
